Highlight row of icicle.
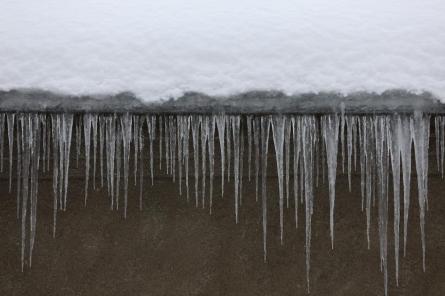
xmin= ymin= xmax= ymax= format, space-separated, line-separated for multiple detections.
xmin=0 ymin=111 xmax=440 ymax=295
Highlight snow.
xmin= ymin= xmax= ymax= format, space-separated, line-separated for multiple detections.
xmin=1 ymin=0 xmax=445 ymax=102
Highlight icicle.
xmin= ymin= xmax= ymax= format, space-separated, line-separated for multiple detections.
xmin=92 ymin=115 xmax=98 ymax=190
xmin=208 ymin=116 xmax=216 ymax=214
xmin=99 ymin=116 xmax=105 ymax=188
xmin=41 ymin=116 xmax=47 ymax=173
xmin=439 ymin=116 xmax=445 ymax=179
xmin=165 ymin=117 xmax=170 ymax=175
xmin=322 ymin=114 xmax=340 ymax=249
xmin=272 ymin=115 xmax=286 ymax=244
xmin=115 ymin=123 xmax=122 ymax=210
xmin=359 ymin=118 xmax=366 ymax=210
xmin=176 ymin=117 xmax=183 ymax=196
xmin=247 ymin=115 xmax=252 ymax=181
xmin=226 ymin=118 xmax=232 ymax=181
xmin=83 ymin=114 xmax=92 ymax=206
xmin=411 ymin=112 xmax=429 ymax=271
xmin=16 ymin=116 xmax=22 ymax=219
xmin=170 ymin=116 xmax=177 ymax=183
xmin=147 ymin=115 xmax=156 ymax=186
xmin=0 ymin=113 xmax=5 ymax=172
xmin=232 ymin=116 xmax=241 ymax=223
xmin=239 ymin=126 xmax=245 ymax=206
xmin=340 ymin=109 xmax=346 ymax=173
xmin=121 ymin=113 xmax=132 ymax=218
xmin=182 ymin=116 xmax=190 ymax=201
xmin=133 ymin=115 xmax=140 ymax=186
xmin=106 ymin=116 xmax=116 ymax=208
xmin=346 ymin=116 xmax=354 ymax=191
xmin=260 ymin=116 xmax=270 ymax=262
xmin=75 ymin=119 xmax=81 ymax=168
xmin=191 ymin=116 xmax=200 ymax=207
xmin=389 ymin=115 xmax=402 ymax=286
xmin=201 ymin=116 xmax=209 ymax=208
xmin=20 ymin=114 xmax=30 ymax=270
xmin=284 ymin=118 xmax=292 ymax=209
xmin=7 ymin=113 xmax=15 ymax=192
xmin=216 ymin=115 xmax=226 ymax=196
xmin=292 ymin=117 xmax=301 ymax=229
xmin=159 ymin=116 xmax=163 ymax=170
xmin=253 ymin=118 xmax=260 ymax=202
xmin=139 ymin=116 xmax=145 ymax=210
xmin=374 ymin=116 xmax=389 ymax=296
xmin=302 ymin=115 xmax=316 ymax=292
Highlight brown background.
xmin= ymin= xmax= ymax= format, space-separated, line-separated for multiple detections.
xmin=0 ymin=144 xmax=444 ymax=296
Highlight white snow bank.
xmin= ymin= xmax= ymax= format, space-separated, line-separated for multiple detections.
xmin=0 ymin=0 xmax=444 ymax=102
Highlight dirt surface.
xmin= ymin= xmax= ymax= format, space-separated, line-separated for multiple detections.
xmin=0 ymin=160 xmax=444 ymax=295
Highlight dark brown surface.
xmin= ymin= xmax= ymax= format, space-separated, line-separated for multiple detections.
xmin=0 ymin=168 xmax=444 ymax=295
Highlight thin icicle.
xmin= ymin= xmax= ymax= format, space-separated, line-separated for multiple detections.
xmin=232 ymin=116 xmax=241 ymax=223
xmin=411 ymin=112 xmax=429 ymax=271
xmin=208 ymin=116 xmax=215 ymax=214
xmin=191 ymin=116 xmax=200 ymax=207
xmin=272 ymin=115 xmax=286 ymax=244
xmin=0 ymin=113 xmax=5 ymax=172
xmin=322 ymin=114 xmax=340 ymax=249
xmin=201 ymin=116 xmax=209 ymax=208
xmin=121 ymin=113 xmax=132 ymax=218
xmin=253 ymin=118 xmax=260 ymax=202
xmin=292 ymin=117 xmax=301 ymax=229
xmin=375 ymin=116 xmax=389 ymax=296
xmin=216 ymin=115 xmax=226 ymax=196
xmin=83 ymin=114 xmax=92 ymax=206
xmin=302 ymin=115 xmax=316 ymax=292
xmin=389 ymin=115 xmax=402 ymax=286
xmin=92 ymin=115 xmax=98 ymax=190
xmin=247 ymin=115 xmax=252 ymax=181
xmin=260 ymin=116 xmax=270 ymax=262
xmin=284 ymin=118 xmax=292 ymax=209
xmin=7 ymin=113 xmax=15 ymax=192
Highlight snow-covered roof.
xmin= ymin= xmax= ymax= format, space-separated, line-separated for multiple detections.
xmin=1 ymin=0 xmax=444 ymax=102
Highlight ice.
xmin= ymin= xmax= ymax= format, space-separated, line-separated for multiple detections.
xmin=253 ymin=118 xmax=260 ymax=202
xmin=284 ymin=118 xmax=292 ymax=209
xmin=83 ymin=114 xmax=93 ymax=205
xmin=121 ymin=113 xmax=133 ymax=218
xmin=0 ymin=113 xmax=4 ymax=172
xmin=301 ymin=115 xmax=316 ymax=292
xmin=92 ymin=115 xmax=98 ymax=190
xmin=138 ymin=116 xmax=145 ymax=210
xmin=216 ymin=115 xmax=226 ymax=196
xmin=201 ymin=116 xmax=209 ymax=208
xmin=321 ymin=114 xmax=340 ymax=249
xmin=272 ymin=115 xmax=286 ymax=244
xmin=2 ymin=111 xmax=436 ymax=296
xmin=99 ymin=116 xmax=105 ymax=188
xmin=232 ymin=116 xmax=241 ymax=223
xmin=260 ymin=116 xmax=270 ymax=262
xmin=191 ymin=116 xmax=200 ymax=207
xmin=374 ymin=116 xmax=389 ymax=296
xmin=208 ymin=116 xmax=216 ymax=214
xmin=133 ymin=115 xmax=140 ymax=187
xmin=7 ymin=113 xmax=15 ymax=192
xmin=226 ymin=118 xmax=232 ymax=182
xmin=292 ymin=117 xmax=301 ymax=229
xmin=389 ymin=115 xmax=402 ymax=285
xmin=411 ymin=112 xmax=430 ymax=271
xmin=247 ymin=116 xmax=252 ymax=182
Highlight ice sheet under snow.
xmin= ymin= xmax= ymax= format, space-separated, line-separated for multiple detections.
xmin=0 ymin=0 xmax=444 ymax=102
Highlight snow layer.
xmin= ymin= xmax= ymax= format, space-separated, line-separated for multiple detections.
xmin=0 ymin=0 xmax=444 ymax=102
